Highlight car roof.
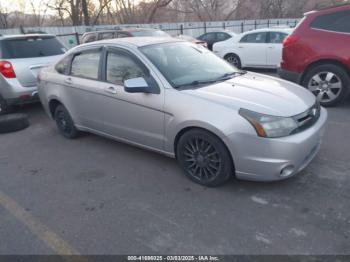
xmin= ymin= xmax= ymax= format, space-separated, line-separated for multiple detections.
xmin=0 ymin=34 xmax=55 ymax=40
xmin=83 ymin=28 xmax=162 ymax=35
xmin=79 ymin=37 xmax=184 ymax=49
xmin=241 ymin=28 xmax=293 ymax=35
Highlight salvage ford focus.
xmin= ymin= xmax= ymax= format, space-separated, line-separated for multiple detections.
xmin=38 ymin=38 xmax=327 ymax=187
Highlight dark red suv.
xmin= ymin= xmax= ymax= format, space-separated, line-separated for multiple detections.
xmin=279 ymin=4 xmax=350 ymax=106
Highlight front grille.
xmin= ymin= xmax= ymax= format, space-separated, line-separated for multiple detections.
xmin=291 ymin=102 xmax=321 ymax=134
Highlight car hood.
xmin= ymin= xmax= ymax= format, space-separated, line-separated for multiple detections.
xmin=182 ymin=72 xmax=316 ymax=117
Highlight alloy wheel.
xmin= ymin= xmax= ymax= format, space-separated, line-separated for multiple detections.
xmin=308 ymin=71 xmax=342 ymax=103
xmin=182 ymin=137 xmax=222 ymax=182
xmin=56 ymin=110 xmax=72 ymax=134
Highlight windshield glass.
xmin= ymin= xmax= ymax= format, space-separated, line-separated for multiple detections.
xmin=141 ymin=42 xmax=238 ymax=89
xmin=131 ymin=30 xmax=170 ymax=37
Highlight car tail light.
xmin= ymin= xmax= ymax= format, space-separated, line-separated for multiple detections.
xmin=283 ymin=35 xmax=300 ymax=47
xmin=0 ymin=61 xmax=16 ymax=78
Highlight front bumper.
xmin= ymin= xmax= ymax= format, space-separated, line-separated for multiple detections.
xmin=278 ymin=68 xmax=302 ymax=84
xmin=224 ymin=107 xmax=328 ymax=182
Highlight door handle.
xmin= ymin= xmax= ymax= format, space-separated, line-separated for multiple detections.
xmin=105 ymin=86 xmax=117 ymax=94
xmin=64 ymin=78 xmax=73 ymax=85
xmin=268 ymin=46 xmax=274 ymax=49
xmin=238 ymin=46 xmax=244 ymax=49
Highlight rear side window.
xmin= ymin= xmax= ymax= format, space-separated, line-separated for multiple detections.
xmin=70 ymin=50 xmax=100 ymax=80
xmin=269 ymin=32 xmax=288 ymax=43
xmin=1 ymin=36 xmax=65 ymax=59
xmin=55 ymin=55 xmax=71 ymax=75
xmin=216 ymin=33 xmax=231 ymax=41
xmin=98 ymin=32 xmax=115 ymax=40
xmin=240 ymin=32 xmax=267 ymax=43
xmin=311 ymin=10 xmax=350 ymax=33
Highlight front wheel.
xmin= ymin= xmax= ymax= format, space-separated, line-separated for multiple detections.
xmin=302 ymin=64 xmax=350 ymax=107
xmin=176 ymin=129 xmax=234 ymax=187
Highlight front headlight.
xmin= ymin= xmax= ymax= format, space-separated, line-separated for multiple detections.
xmin=239 ymin=109 xmax=298 ymax=138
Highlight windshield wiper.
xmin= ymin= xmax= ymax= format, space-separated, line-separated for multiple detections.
xmin=215 ymin=70 xmax=247 ymax=81
xmin=175 ymin=79 xmax=218 ymax=89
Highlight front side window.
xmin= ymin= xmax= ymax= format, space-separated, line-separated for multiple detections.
xmin=106 ymin=51 xmax=146 ymax=86
xmin=269 ymin=32 xmax=288 ymax=44
xmin=70 ymin=50 xmax=100 ymax=79
xmin=141 ymin=42 xmax=237 ymax=89
xmin=240 ymin=32 xmax=267 ymax=43
xmin=311 ymin=10 xmax=350 ymax=33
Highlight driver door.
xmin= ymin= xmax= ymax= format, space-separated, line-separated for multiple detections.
xmin=91 ymin=47 xmax=166 ymax=151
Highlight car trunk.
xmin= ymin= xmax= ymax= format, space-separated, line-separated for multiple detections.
xmin=9 ymin=55 xmax=62 ymax=87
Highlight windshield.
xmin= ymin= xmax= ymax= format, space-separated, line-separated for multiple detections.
xmin=140 ymin=42 xmax=238 ymax=89
xmin=0 ymin=36 xmax=66 ymax=59
xmin=131 ymin=30 xmax=170 ymax=37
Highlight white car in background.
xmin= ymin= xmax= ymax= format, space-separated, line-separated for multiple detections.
xmin=213 ymin=28 xmax=293 ymax=69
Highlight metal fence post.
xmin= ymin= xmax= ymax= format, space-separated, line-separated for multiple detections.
xmin=241 ymin=22 xmax=244 ymax=33
xmin=267 ymin=20 xmax=270 ymax=28
xmin=75 ymin=32 xmax=80 ymax=45
xmin=254 ymin=20 xmax=257 ymax=30
xmin=223 ymin=22 xmax=226 ymax=30
xmin=180 ymin=24 xmax=184 ymax=35
xmin=204 ymin=22 xmax=207 ymax=33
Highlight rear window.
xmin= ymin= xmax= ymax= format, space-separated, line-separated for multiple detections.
xmin=311 ymin=10 xmax=350 ymax=33
xmin=1 ymin=36 xmax=66 ymax=59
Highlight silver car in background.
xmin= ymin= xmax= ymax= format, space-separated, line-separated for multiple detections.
xmin=38 ymin=37 xmax=327 ymax=187
xmin=0 ymin=34 xmax=65 ymax=114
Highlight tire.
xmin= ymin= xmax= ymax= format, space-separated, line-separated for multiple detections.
xmin=302 ymin=64 xmax=350 ymax=107
xmin=176 ymin=129 xmax=234 ymax=187
xmin=0 ymin=113 xmax=29 ymax=134
xmin=0 ymin=96 xmax=11 ymax=115
xmin=225 ymin=54 xmax=242 ymax=69
xmin=54 ymin=105 xmax=79 ymax=139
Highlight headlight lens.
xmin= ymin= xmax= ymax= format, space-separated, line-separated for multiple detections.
xmin=239 ymin=109 xmax=298 ymax=138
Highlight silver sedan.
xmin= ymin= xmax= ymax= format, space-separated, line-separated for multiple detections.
xmin=38 ymin=37 xmax=327 ymax=187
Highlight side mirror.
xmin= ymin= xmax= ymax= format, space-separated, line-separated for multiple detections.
xmin=124 ymin=77 xmax=151 ymax=93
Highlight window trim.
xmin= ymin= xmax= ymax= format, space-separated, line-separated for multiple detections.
xmin=68 ymin=47 xmax=103 ymax=81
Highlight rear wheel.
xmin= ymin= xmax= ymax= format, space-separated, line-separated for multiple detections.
xmin=54 ymin=105 xmax=79 ymax=139
xmin=302 ymin=64 xmax=350 ymax=107
xmin=225 ymin=54 xmax=241 ymax=69
xmin=176 ymin=129 xmax=234 ymax=187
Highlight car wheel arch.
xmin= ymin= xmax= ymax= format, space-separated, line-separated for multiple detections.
xmin=49 ymin=99 xmax=63 ymax=118
xmin=301 ymin=59 xmax=350 ymax=84
xmin=173 ymin=126 xmax=231 ymax=159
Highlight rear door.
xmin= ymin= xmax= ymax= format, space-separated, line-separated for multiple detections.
xmin=266 ymin=31 xmax=289 ymax=67
xmin=237 ymin=32 xmax=268 ymax=67
xmin=1 ymin=36 xmax=65 ymax=87
xmin=63 ymin=48 xmax=104 ymax=128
